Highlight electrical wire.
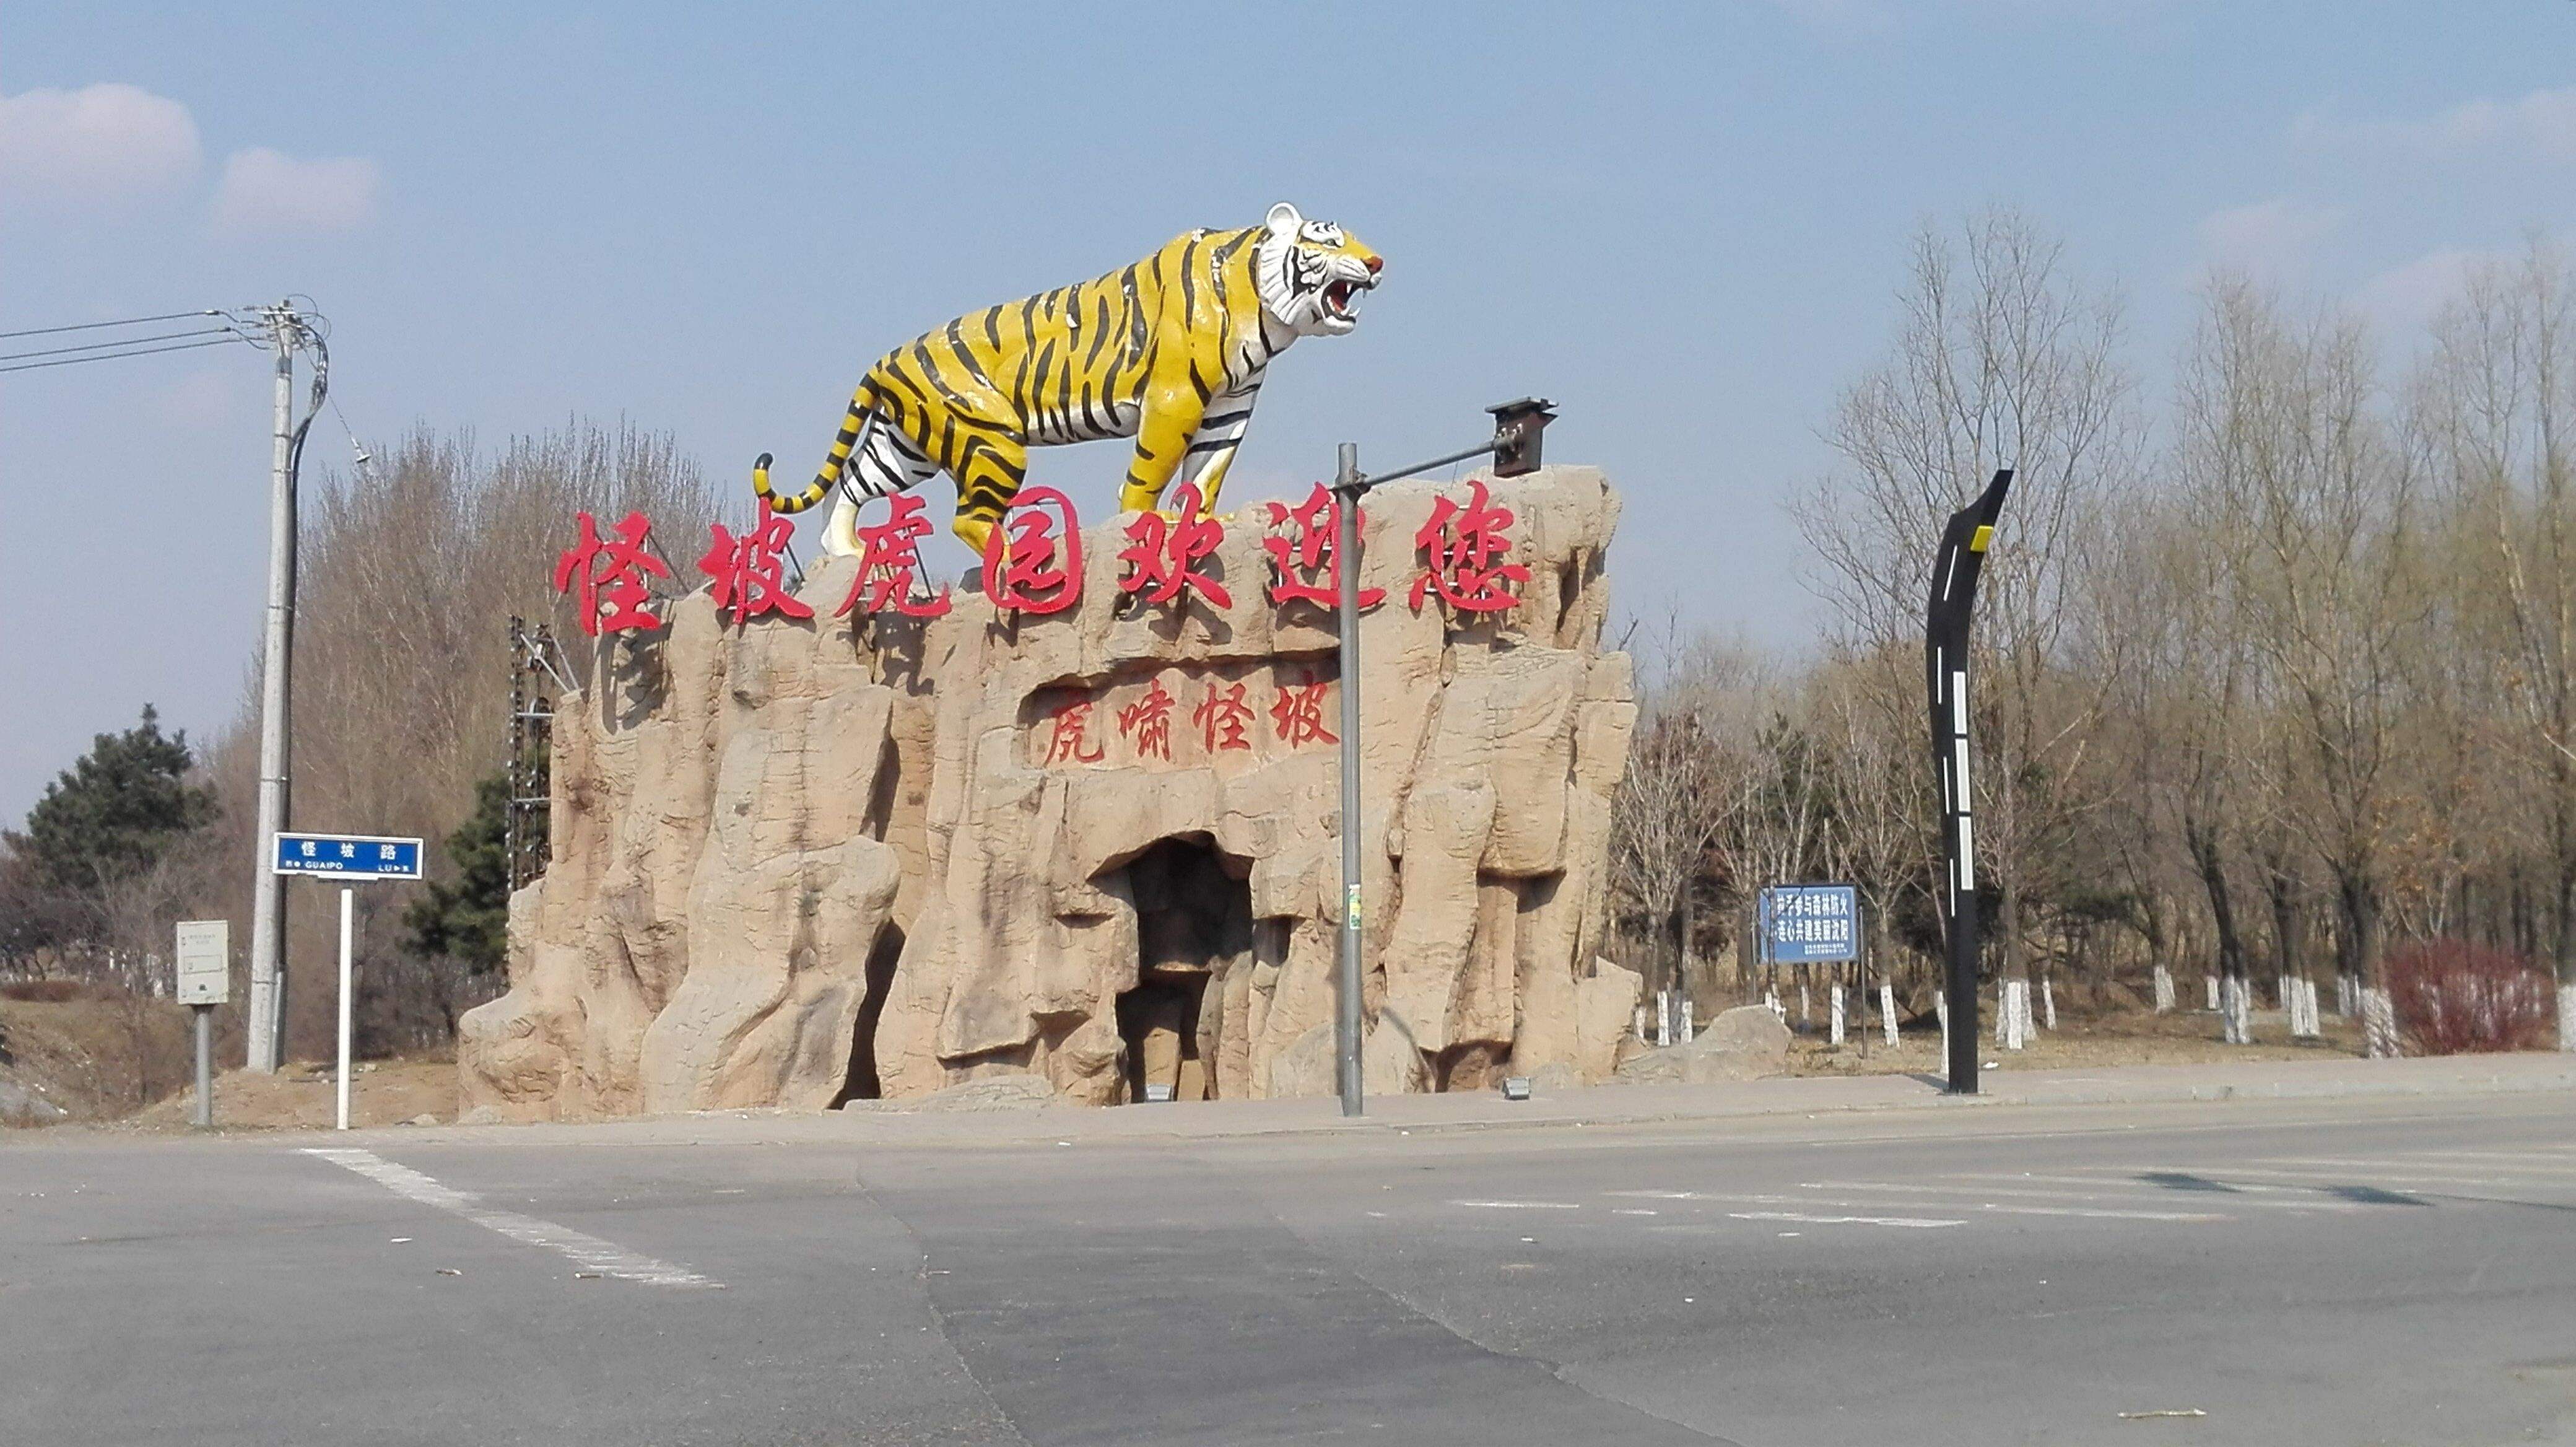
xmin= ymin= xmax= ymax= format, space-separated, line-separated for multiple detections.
xmin=0 ymin=335 xmax=248 ymax=375
xmin=0 ymin=325 xmax=241 ymax=365
xmin=0 ymin=308 xmax=224 ymax=342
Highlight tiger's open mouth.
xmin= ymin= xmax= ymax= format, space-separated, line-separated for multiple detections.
xmin=1322 ymin=276 xmax=1373 ymax=323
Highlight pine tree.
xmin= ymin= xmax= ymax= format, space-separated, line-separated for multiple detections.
xmin=7 ymin=706 xmax=216 ymax=899
xmin=402 ymin=770 xmax=517 ymax=975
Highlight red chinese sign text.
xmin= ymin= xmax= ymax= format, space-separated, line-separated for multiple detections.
xmin=1116 ymin=481 xmax=1230 ymax=608
xmin=1043 ymin=699 xmax=1105 ymax=764
xmin=698 ymin=497 xmax=813 ymax=626
xmin=981 ymin=486 xmax=1083 ymax=614
xmin=1115 ymin=677 xmax=1177 ymax=761
xmin=1409 ymin=479 xmax=1528 ymax=613
xmin=554 ymin=510 xmax=671 ymax=636
xmin=1263 ymin=483 xmax=1385 ymax=610
xmin=838 ymin=492 xmax=952 ymax=619
xmin=1270 ymin=680 xmax=1339 ymax=747
xmin=1194 ymin=680 xmax=1255 ymax=753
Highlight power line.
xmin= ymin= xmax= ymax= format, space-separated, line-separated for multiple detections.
xmin=0 ymin=335 xmax=248 ymax=376
xmin=0 ymin=325 xmax=243 ymax=365
xmin=0 ymin=308 xmax=224 ymax=342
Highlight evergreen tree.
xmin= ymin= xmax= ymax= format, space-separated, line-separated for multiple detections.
xmin=6 ymin=706 xmax=216 ymax=899
xmin=402 ymin=770 xmax=519 ymax=975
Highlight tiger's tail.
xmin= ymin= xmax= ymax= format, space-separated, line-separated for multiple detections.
xmin=752 ymin=387 xmax=876 ymax=515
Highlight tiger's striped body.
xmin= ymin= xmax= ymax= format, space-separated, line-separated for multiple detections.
xmin=755 ymin=202 xmax=1382 ymax=557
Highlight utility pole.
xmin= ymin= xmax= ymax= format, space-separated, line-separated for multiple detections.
xmin=245 ymin=305 xmax=302 ymax=1073
xmin=1926 ymin=469 xmax=2011 ymax=1095
xmin=1328 ymin=400 xmax=1555 ymax=1117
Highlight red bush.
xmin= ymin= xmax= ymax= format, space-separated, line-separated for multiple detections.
xmin=2386 ymin=940 xmax=2556 ymax=1055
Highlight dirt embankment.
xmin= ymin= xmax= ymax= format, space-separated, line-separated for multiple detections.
xmin=2 ymin=984 xmax=457 ymax=1130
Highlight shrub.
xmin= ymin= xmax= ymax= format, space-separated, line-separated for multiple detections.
xmin=2386 ymin=940 xmax=2556 ymax=1055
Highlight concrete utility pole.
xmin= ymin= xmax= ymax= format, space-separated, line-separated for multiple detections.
xmin=1328 ymin=400 xmax=1555 ymax=1118
xmin=245 ymin=307 xmax=300 ymax=1073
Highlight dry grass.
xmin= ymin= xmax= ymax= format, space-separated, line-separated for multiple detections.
xmin=1775 ymin=1004 xmax=2367 ymax=1078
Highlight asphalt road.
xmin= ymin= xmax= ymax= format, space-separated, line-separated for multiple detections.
xmin=5 ymin=1091 xmax=2572 ymax=1446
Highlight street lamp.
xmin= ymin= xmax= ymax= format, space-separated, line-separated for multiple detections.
xmin=1926 ymin=468 xmax=2011 ymax=1095
xmin=1330 ymin=398 xmax=1556 ymax=1117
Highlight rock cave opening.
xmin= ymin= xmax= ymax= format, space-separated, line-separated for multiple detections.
xmin=833 ymin=922 xmax=907 ymax=1105
xmin=1107 ymin=834 xmax=1252 ymax=1103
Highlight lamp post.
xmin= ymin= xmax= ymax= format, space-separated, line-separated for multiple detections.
xmin=1926 ymin=469 xmax=2011 ymax=1095
xmin=1329 ymin=398 xmax=1556 ymax=1117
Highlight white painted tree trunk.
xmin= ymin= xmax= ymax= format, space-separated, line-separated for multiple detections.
xmin=1679 ymin=999 xmax=1694 ymax=1043
xmin=2561 ymin=984 xmax=2575 ymax=1052
xmin=1881 ymin=984 xmax=1899 ymax=1047
xmin=2041 ymin=979 xmax=2058 ymax=1032
xmin=1829 ymin=986 xmax=1845 ymax=1046
xmin=1936 ymin=989 xmax=1949 ymax=1060
xmin=1799 ymin=984 xmax=1812 ymax=1026
xmin=2304 ymin=977 xmax=2323 ymax=1038
xmin=2276 ymin=974 xmax=2291 ymax=1013
xmin=2220 ymin=976 xmax=2250 ymax=1045
xmin=2001 ymin=980 xmax=2029 ymax=1051
xmin=1635 ymin=1005 xmax=1649 ymax=1043
xmin=1656 ymin=990 xmax=1673 ymax=1047
xmin=1765 ymin=987 xmax=1783 ymax=1020
xmin=2205 ymin=975 xmax=2220 ymax=1012
xmin=2362 ymin=986 xmax=2400 ymax=1059
xmin=2152 ymin=964 xmax=2175 ymax=1014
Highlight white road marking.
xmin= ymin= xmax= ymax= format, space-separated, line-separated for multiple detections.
xmin=1453 ymin=1199 xmax=1583 ymax=1210
xmin=303 ymin=1148 xmax=721 ymax=1289
xmin=1730 ymin=1210 xmax=1962 ymax=1229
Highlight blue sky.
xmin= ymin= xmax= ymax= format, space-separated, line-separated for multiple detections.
xmin=4 ymin=1 xmax=2569 ymax=820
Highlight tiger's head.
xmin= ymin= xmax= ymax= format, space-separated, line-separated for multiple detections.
xmin=1254 ymin=201 xmax=1383 ymax=338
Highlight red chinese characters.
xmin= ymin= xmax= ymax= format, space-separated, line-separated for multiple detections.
xmin=698 ymin=497 xmax=813 ymax=626
xmin=1409 ymin=479 xmax=1528 ymax=613
xmin=1115 ymin=677 xmax=1177 ymax=761
xmin=1194 ymin=681 xmax=1255 ymax=753
xmin=554 ymin=510 xmax=671 ymax=636
xmin=1263 ymin=484 xmax=1385 ymax=610
xmin=838 ymin=492 xmax=952 ymax=619
xmin=1116 ymin=481 xmax=1230 ymax=608
xmin=1270 ymin=680 xmax=1338 ymax=748
xmin=1043 ymin=699 xmax=1105 ymax=764
xmin=982 ymin=486 xmax=1083 ymax=614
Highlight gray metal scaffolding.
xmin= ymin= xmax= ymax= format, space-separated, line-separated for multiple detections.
xmin=506 ymin=616 xmax=569 ymax=890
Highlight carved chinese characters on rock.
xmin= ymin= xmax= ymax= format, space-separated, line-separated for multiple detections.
xmin=1117 ymin=481 xmax=1230 ymax=608
xmin=554 ymin=510 xmax=671 ymax=636
xmin=699 ymin=497 xmax=812 ymax=626
xmin=1194 ymin=680 xmax=1255 ymax=753
xmin=1409 ymin=478 xmax=1527 ymax=613
xmin=1263 ymin=483 xmax=1385 ymax=610
xmin=982 ymin=486 xmax=1082 ymax=614
xmin=840 ymin=492 xmax=952 ymax=619
xmin=1032 ymin=669 xmax=1339 ymax=769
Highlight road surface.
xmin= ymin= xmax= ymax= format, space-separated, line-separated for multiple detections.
xmin=4 ymin=1083 xmax=2572 ymax=1445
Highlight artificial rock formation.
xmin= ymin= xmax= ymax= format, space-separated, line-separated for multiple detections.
xmin=459 ymin=466 xmax=1637 ymax=1117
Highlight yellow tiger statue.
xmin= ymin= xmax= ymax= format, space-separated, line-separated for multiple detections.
xmin=753 ymin=201 xmax=1383 ymax=557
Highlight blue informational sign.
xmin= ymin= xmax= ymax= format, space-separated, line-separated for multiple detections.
xmin=271 ymin=832 xmax=424 ymax=881
xmin=1761 ymin=885 xmax=1860 ymax=964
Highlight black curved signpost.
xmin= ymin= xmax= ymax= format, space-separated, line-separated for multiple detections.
xmin=1926 ymin=469 xmax=2011 ymax=1095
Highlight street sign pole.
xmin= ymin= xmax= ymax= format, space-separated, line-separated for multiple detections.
xmin=1326 ymin=401 xmax=1556 ymax=1119
xmin=336 ymin=886 xmax=354 ymax=1132
xmin=175 ymin=920 xmax=231 ymax=1128
xmin=1925 ymin=470 xmax=2011 ymax=1096
xmin=270 ymin=832 xmax=422 ymax=1130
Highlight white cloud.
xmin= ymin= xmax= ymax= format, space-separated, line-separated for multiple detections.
xmin=2196 ymin=196 xmax=2341 ymax=281
xmin=0 ymin=82 xmax=200 ymax=209
xmin=210 ymin=147 xmax=381 ymax=237
xmin=2353 ymin=247 xmax=2486 ymax=338
xmin=2297 ymin=86 xmax=2576 ymax=164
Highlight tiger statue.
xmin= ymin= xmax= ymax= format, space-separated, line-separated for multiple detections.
xmin=752 ymin=201 xmax=1383 ymax=557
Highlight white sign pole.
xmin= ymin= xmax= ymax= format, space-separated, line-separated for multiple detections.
xmin=336 ymin=886 xmax=354 ymax=1131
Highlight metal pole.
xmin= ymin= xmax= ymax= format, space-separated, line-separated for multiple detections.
xmin=246 ymin=313 xmax=296 ymax=1073
xmin=1333 ymin=442 xmax=1365 ymax=1119
xmin=336 ymin=885 xmax=354 ymax=1130
xmin=192 ymin=1005 xmax=213 ymax=1129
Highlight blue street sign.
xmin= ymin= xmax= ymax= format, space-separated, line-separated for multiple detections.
xmin=271 ymin=832 xmax=424 ymax=880
xmin=1761 ymin=885 xmax=1860 ymax=964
